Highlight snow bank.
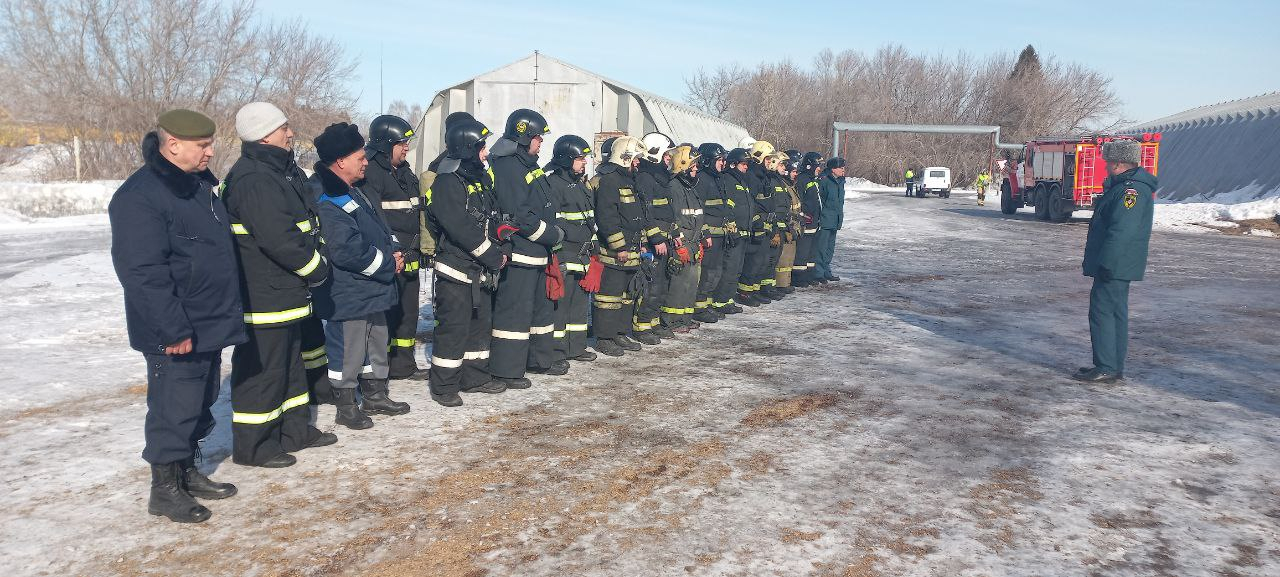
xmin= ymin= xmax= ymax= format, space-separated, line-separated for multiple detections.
xmin=1152 ymin=196 xmax=1280 ymax=233
xmin=0 ymin=180 xmax=121 ymax=218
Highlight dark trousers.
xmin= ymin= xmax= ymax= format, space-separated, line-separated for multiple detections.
xmin=230 ymin=323 xmax=316 ymax=465
xmin=761 ymin=238 xmax=783 ymax=288
xmin=1089 ymin=277 xmax=1131 ymax=375
xmin=554 ymin=273 xmax=591 ymax=359
xmin=301 ymin=316 xmax=332 ymax=404
xmin=490 ymin=265 xmax=554 ymax=378
xmin=694 ymin=236 xmax=725 ymax=311
xmin=714 ymin=237 xmax=747 ymax=308
xmin=141 ymin=350 xmax=221 ymax=465
xmin=814 ymin=229 xmax=837 ymax=279
xmin=739 ymin=238 xmax=767 ymax=294
xmin=634 ymin=254 xmax=671 ymax=332
xmin=594 ymin=266 xmax=637 ymax=340
xmin=794 ymin=232 xmax=816 ymax=283
xmin=662 ymin=260 xmax=701 ymax=327
xmin=430 ymin=276 xmax=493 ymax=395
xmin=386 ymin=270 xmax=421 ymax=377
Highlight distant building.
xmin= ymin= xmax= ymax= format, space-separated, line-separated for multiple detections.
xmin=1124 ymin=92 xmax=1280 ymax=202
xmin=406 ymin=52 xmax=750 ymax=170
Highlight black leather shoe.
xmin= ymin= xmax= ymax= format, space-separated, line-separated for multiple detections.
xmin=825 ymin=275 xmax=841 ymax=282
xmin=240 ymin=452 xmax=297 ymax=468
xmin=572 ymin=351 xmax=598 ymax=362
xmin=149 ymin=463 xmax=211 ymax=523
xmin=182 ymin=462 xmax=237 ymax=500
xmin=737 ymin=293 xmax=760 ymax=307
xmin=692 ymin=310 xmax=719 ymax=324
xmin=594 ymin=339 xmax=625 ymax=357
xmin=634 ymin=331 xmax=661 ymax=345
xmin=390 ymin=367 xmax=429 ymax=381
xmin=334 ymin=389 xmax=374 ymax=430
xmin=654 ymin=326 xmax=676 ymax=339
xmin=492 ymin=377 xmax=532 ymax=390
xmin=722 ymin=304 xmax=743 ymax=314
xmin=431 ymin=392 xmax=463 ymax=407
xmin=462 ymin=380 xmax=508 ymax=394
xmin=616 ymin=335 xmax=643 ymax=351
xmin=1071 ymin=368 xmax=1120 ymax=383
xmin=530 ymin=360 xmax=570 ymax=375
xmin=359 ymin=378 xmax=411 ymax=416
xmin=305 ymin=431 xmax=338 ymax=448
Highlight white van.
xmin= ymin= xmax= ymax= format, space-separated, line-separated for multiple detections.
xmin=918 ymin=166 xmax=952 ymax=198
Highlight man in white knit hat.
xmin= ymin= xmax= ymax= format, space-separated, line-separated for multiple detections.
xmin=221 ymin=102 xmax=338 ymax=468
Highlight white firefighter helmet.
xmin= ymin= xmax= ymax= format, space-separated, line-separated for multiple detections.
xmin=749 ymin=140 xmax=775 ymax=162
xmin=640 ymin=132 xmax=675 ymax=163
xmin=608 ymin=135 xmax=645 ymax=166
xmin=737 ymin=136 xmax=757 ymax=150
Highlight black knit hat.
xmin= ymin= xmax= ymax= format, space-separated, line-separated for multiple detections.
xmin=315 ymin=122 xmax=365 ymax=164
xmin=826 ymin=157 xmax=847 ymax=169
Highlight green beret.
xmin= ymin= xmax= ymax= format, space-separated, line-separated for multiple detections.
xmin=157 ymin=109 xmax=216 ymax=138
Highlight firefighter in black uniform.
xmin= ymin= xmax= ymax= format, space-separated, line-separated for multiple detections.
xmin=423 ymin=119 xmax=510 ymax=406
xmin=222 ymin=102 xmax=335 ymax=468
xmin=363 ymin=114 xmax=426 ymax=381
xmin=592 ymin=135 xmax=647 ymax=357
xmin=793 ymin=152 xmax=824 ymax=287
xmin=761 ymin=152 xmax=792 ymax=300
xmin=488 ymin=109 xmax=566 ymax=388
xmin=661 ymin=144 xmax=705 ymax=332
xmin=692 ymin=143 xmax=729 ymax=324
xmin=545 ymin=135 xmax=599 ymax=363
xmin=418 ymin=111 xmax=479 ymax=262
xmin=713 ymin=148 xmax=754 ymax=315
xmin=738 ymin=140 xmax=776 ymax=306
xmin=633 ymin=131 xmax=677 ymax=344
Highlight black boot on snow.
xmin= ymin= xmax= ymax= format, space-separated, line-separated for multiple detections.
xmin=358 ymin=378 xmax=411 ymax=416
xmin=150 ymin=462 xmax=211 ymax=523
xmin=334 ymin=388 xmax=373 ymax=430
xmin=572 ymin=351 xmax=598 ymax=362
xmin=616 ymin=335 xmax=643 ymax=351
xmin=594 ymin=339 xmax=625 ymax=357
xmin=633 ymin=331 xmax=661 ymax=346
xmin=181 ymin=458 xmax=237 ymax=500
xmin=654 ymin=326 xmax=676 ymax=339
xmin=693 ymin=310 xmax=719 ymax=324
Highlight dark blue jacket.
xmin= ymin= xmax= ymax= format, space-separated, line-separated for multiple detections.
xmin=818 ymin=171 xmax=846 ymax=230
xmin=309 ymin=163 xmax=399 ymax=321
xmin=109 ymin=132 xmax=247 ymax=354
xmin=1083 ymin=167 xmax=1156 ymax=281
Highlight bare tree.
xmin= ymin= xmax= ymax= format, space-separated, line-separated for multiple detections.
xmin=683 ymin=64 xmax=745 ymax=119
xmin=0 ymin=0 xmax=358 ymax=179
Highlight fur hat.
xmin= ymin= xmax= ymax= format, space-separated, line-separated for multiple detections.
xmin=315 ymin=122 xmax=365 ymax=164
xmin=826 ymin=157 xmax=847 ymax=169
xmin=235 ymin=102 xmax=288 ymax=142
xmin=1102 ymin=139 xmax=1142 ymax=165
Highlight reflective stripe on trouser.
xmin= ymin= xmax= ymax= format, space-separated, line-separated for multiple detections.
xmin=1088 ymin=277 xmax=1130 ymax=375
xmin=301 ymin=316 xmax=332 ymax=405
xmin=694 ymin=236 xmax=725 ymax=310
xmin=633 ymin=255 xmax=670 ymax=332
xmin=593 ymin=267 xmax=637 ymax=340
xmin=814 ymin=229 xmax=837 ymax=279
xmin=553 ymin=272 xmax=591 ymax=359
xmin=761 ymin=239 xmax=783 ymax=287
xmin=713 ymin=240 xmax=747 ymax=308
xmin=141 ymin=350 xmax=221 ymax=465
xmin=775 ymin=238 xmax=797 ymax=288
xmin=738 ymin=239 xmax=768 ymax=293
xmin=324 ymin=312 xmax=390 ymax=390
xmin=386 ymin=269 xmax=421 ymax=377
xmin=230 ymin=323 xmax=314 ymax=465
xmin=661 ymin=261 xmax=701 ymax=328
xmin=793 ymin=232 xmax=816 ymax=283
xmin=490 ymin=265 xmax=554 ymax=378
xmin=429 ymin=274 xmax=493 ymax=395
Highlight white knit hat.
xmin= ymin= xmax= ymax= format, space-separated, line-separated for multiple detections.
xmin=235 ymin=102 xmax=288 ymax=142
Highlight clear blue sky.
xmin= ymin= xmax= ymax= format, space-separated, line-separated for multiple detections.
xmin=254 ymin=0 xmax=1278 ymax=126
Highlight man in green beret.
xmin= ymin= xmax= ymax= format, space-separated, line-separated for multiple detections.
xmin=1074 ymin=138 xmax=1156 ymax=384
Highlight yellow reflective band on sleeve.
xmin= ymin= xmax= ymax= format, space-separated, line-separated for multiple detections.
xmin=243 ymin=304 xmax=312 ymax=325
xmin=558 ymin=210 xmax=594 ymax=221
xmin=645 ymin=227 xmax=662 ymax=237
xmin=761 ymin=279 xmax=777 ymax=286
xmin=564 ymin=262 xmax=588 ymax=272
xmin=301 ymin=345 xmax=327 ymax=369
xmin=524 ymin=168 xmax=546 ymax=184
xmin=607 ymin=232 xmax=625 ymax=242
xmin=231 ymin=223 xmax=249 ymax=235
xmin=392 ymin=337 xmax=416 ymax=348
xmin=651 ymin=198 xmax=669 ymax=206
xmin=705 ymin=199 xmax=724 ymax=206
xmin=404 ymin=260 xmax=420 ymax=273
xmin=302 ymin=346 xmax=326 ymax=360
xmin=232 ymin=392 xmax=310 ymax=425
xmin=295 ymin=219 xmax=313 ymax=233
xmin=553 ymin=330 xmax=567 ymax=339
xmin=294 ymin=251 xmax=322 ymax=277
xmin=566 ymin=323 xmax=588 ymax=332
xmin=727 ymin=199 xmax=736 ymax=207
xmin=735 ymin=185 xmax=747 ymax=191
xmin=594 ymin=294 xmax=623 ymax=303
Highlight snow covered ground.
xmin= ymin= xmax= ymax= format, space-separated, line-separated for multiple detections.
xmin=1 ymin=183 xmax=1276 ymax=577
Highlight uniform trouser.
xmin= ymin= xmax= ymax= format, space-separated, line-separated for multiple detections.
xmin=594 ymin=266 xmax=637 ymax=340
xmin=301 ymin=316 xmax=332 ymax=404
xmin=635 ymin=255 xmax=671 ymax=332
xmin=739 ymin=238 xmax=768 ymax=294
xmin=793 ymin=232 xmax=816 ymax=283
xmin=1088 ymin=277 xmax=1131 ymax=375
xmin=554 ymin=272 xmax=591 ymax=359
xmin=906 ymin=183 xmax=914 ymax=196
xmin=662 ymin=260 xmax=701 ymax=327
xmin=231 ymin=323 xmax=315 ymax=464
xmin=324 ymin=312 xmax=389 ymax=390
xmin=490 ymin=265 xmax=555 ymax=378
xmin=142 ymin=350 xmax=221 ymax=465
xmin=814 ymin=229 xmax=838 ymax=279
xmin=714 ymin=237 xmax=748 ymax=309
xmin=694 ymin=236 xmax=726 ymax=311
xmin=429 ymin=277 xmax=493 ymax=395
xmin=386 ymin=270 xmax=421 ymax=377
xmin=977 ymin=186 xmax=987 ymax=204
xmin=761 ymin=237 xmax=783 ymax=288
xmin=775 ymin=236 xmax=797 ymax=288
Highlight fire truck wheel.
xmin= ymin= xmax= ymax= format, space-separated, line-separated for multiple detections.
xmin=1047 ymin=184 xmax=1071 ymax=222
xmin=1000 ymin=181 xmax=1016 ymax=215
xmin=1032 ymin=185 xmax=1050 ymax=221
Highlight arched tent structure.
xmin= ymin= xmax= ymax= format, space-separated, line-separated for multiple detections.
xmin=407 ymin=52 xmax=750 ymax=171
xmin=1122 ymin=92 xmax=1280 ymax=202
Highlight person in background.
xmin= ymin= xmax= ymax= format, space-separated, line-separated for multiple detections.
xmin=814 ymin=157 xmax=848 ymax=283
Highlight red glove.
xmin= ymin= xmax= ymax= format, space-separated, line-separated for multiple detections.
xmin=495 ymin=223 xmax=519 ymax=242
xmin=579 ymin=255 xmax=603 ymax=293
xmin=545 ymin=254 xmax=564 ymax=301
xmin=675 ymin=245 xmax=692 ymax=265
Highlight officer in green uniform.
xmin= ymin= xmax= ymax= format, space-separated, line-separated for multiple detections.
xmin=1074 ymin=139 xmax=1155 ymax=383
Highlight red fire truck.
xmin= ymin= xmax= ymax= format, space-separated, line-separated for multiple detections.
xmin=999 ymin=133 xmax=1161 ymax=221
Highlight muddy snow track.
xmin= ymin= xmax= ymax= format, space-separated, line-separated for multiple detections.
xmin=1 ymin=190 xmax=1277 ymax=577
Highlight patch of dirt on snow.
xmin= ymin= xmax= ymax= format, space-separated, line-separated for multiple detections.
xmin=1214 ymin=218 xmax=1280 ymax=237
xmin=884 ymin=274 xmax=946 ymax=284
xmin=780 ymin=528 xmax=823 ymax=543
xmin=740 ymin=393 xmax=839 ymax=427
xmin=963 ymin=467 xmax=1044 ymax=551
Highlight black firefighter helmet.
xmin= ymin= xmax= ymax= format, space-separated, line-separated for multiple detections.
xmin=445 ymin=119 xmax=491 ymax=160
xmin=367 ymin=114 xmax=415 ymax=155
xmin=550 ymin=135 xmax=591 ymax=167
xmin=503 ymin=108 xmax=550 ymax=146
xmin=697 ymin=143 xmax=727 ymax=169
xmin=726 ymin=147 xmax=750 ymax=166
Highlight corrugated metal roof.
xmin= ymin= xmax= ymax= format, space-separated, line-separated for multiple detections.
xmin=1125 ymin=92 xmax=1280 ymax=131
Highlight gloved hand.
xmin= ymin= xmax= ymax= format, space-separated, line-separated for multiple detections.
xmin=545 ymin=254 xmax=564 ymax=301
xmin=769 ymin=233 xmax=781 ymax=248
xmin=495 ymin=223 xmax=519 ymax=242
xmin=675 ymin=245 xmax=692 ymax=264
xmin=579 ymin=255 xmax=603 ymax=293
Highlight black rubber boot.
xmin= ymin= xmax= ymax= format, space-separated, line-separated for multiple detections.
xmin=358 ymin=378 xmax=411 ymax=416
xmin=572 ymin=351 xmax=598 ymax=362
xmin=432 ymin=392 xmax=463 ymax=407
xmin=182 ymin=457 xmax=237 ymax=500
xmin=737 ymin=293 xmax=760 ymax=307
xmin=693 ymin=310 xmax=719 ymax=324
xmin=492 ymin=377 xmax=531 ymax=390
xmin=594 ymin=338 xmax=625 ymax=357
xmin=149 ymin=462 xmax=211 ymax=523
xmin=334 ymin=388 xmax=373 ymax=430
xmin=616 ymin=335 xmax=643 ymax=351
xmin=529 ymin=359 xmax=570 ymax=375
xmin=654 ymin=326 xmax=676 ymax=339
xmin=633 ymin=331 xmax=661 ymax=346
